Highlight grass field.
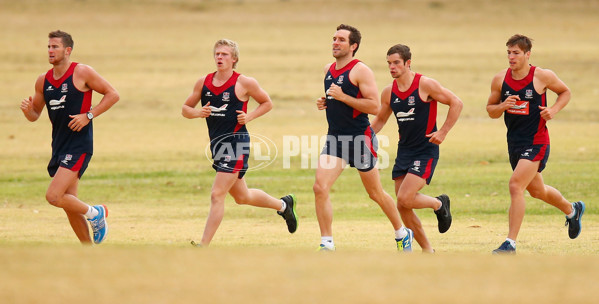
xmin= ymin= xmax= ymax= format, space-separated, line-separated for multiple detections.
xmin=1 ymin=0 xmax=598 ymax=303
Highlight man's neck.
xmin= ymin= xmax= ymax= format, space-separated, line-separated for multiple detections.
xmin=52 ymin=60 xmax=72 ymax=79
xmin=395 ymin=71 xmax=416 ymax=91
xmin=511 ymin=64 xmax=531 ymax=80
xmin=335 ymin=56 xmax=355 ymax=70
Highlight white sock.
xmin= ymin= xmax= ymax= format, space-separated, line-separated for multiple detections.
xmin=506 ymin=238 xmax=516 ymax=248
xmin=435 ymin=199 xmax=442 ymax=211
xmin=566 ymin=204 xmax=576 ymax=219
xmin=84 ymin=206 xmax=98 ymax=219
xmin=321 ymin=236 xmax=334 ymax=248
xmin=395 ymin=227 xmax=408 ymax=239
xmin=279 ymin=200 xmax=287 ymax=212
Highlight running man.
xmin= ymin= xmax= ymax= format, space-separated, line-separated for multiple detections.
xmin=20 ymin=30 xmax=119 ymax=244
xmin=182 ymin=39 xmax=297 ymax=247
xmin=486 ymin=34 xmax=585 ymax=254
xmin=371 ymin=44 xmax=463 ymax=253
xmin=314 ymin=24 xmax=413 ymax=251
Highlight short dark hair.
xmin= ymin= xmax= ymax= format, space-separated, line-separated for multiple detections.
xmin=336 ymin=24 xmax=361 ymax=56
xmin=387 ymin=44 xmax=412 ymax=62
xmin=48 ymin=30 xmax=74 ymax=49
xmin=506 ymin=34 xmax=532 ymax=53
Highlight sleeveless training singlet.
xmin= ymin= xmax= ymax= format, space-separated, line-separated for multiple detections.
xmin=43 ymin=62 xmax=93 ymax=157
xmin=324 ymin=59 xmax=370 ymax=135
xmin=201 ymin=71 xmax=248 ymax=140
xmin=390 ymin=73 xmax=438 ymax=153
xmin=501 ymin=66 xmax=549 ymax=148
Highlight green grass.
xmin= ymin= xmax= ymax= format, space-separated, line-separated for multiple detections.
xmin=1 ymin=0 xmax=598 ymax=303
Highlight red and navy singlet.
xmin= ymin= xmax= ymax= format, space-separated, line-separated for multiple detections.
xmin=324 ymin=59 xmax=370 ymax=135
xmin=501 ymin=66 xmax=549 ymax=148
xmin=390 ymin=73 xmax=438 ymax=153
xmin=201 ymin=71 xmax=248 ymax=140
xmin=43 ymin=62 xmax=93 ymax=156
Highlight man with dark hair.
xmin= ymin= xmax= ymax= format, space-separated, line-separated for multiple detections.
xmin=20 ymin=30 xmax=119 ymax=244
xmin=486 ymin=34 xmax=584 ymax=254
xmin=314 ymin=26 xmax=413 ymax=251
xmin=371 ymin=44 xmax=462 ymax=253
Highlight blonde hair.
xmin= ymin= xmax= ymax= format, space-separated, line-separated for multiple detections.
xmin=213 ymin=39 xmax=239 ymax=68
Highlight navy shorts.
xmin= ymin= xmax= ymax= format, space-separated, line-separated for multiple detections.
xmin=321 ymin=127 xmax=378 ymax=172
xmin=210 ymin=133 xmax=250 ymax=179
xmin=508 ymin=144 xmax=550 ymax=172
xmin=392 ymin=153 xmax=438 ymax=185
xmin=47 ymin=153 xmax=92 ymax=178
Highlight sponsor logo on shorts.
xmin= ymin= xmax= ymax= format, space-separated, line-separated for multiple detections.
xmin=62 ymin=154 xmax=73 ymax=165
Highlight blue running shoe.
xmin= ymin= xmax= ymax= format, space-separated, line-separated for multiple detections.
xmin=492 ymin=240 xmax=516 ymax=254
xmin=317 ymin=244 xmax=335 ymax=252
xmin=88 ymin=205 xmax=108 ymax=244
xmin=565 ymin=201 xmax=585 ymax=239
xmin=396 ymin=228 xmax=413 ymax=252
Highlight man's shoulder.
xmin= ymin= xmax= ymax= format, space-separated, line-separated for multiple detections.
xmin=491 ymin=68 xmax=509 ymax=84
xmin=533 ymin=66 xmax=558 ymax=81
xmin=73 ymin=63 xmax=97 ymax=79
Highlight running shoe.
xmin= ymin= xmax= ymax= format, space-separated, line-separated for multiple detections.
xmin=317 ymin=244 xmax=335 ymax=252
xmin=434 ymin=194 xmax=452 ymax=233
xmin=565 ymin=201 xmax=585 ymax=239
xmin=277 ymin=194 xmax=298 ymax=233
xmin=492 ymin=240 xmax=516 ymax=255
xmin=88 ymin=205 xmax=108 ymax=244
xmin=396 ymin=228 xmax=414 ymax=252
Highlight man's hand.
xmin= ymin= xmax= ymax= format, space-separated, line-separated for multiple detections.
xmin=68 ymin=114 xmax=91 ymax=132
xmin=316 ymin=97 xmax=327 ymax=110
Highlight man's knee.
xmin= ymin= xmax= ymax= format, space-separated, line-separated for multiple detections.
xmin=313 ymin=182 xmax=328 ymax=198
xmin=45 ymin=190 xmax=62 ymax=207
xmin=396 ymin=194 xmax=415 ymax=209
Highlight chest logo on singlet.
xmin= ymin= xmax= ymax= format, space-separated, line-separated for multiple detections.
xmin=337 ymin=75 xmax=344 ymax=84
xmin=393 ymin=98 xmax=400 ymax=103
xmin=205 ymin=92 xmax=212 ymax=97
xmin=61 ymin=83 xmax=68 ymax=93
xmin=525 ymin=89 xmax=533 ymax=99
xmin=408 ymin=96 xmax=416 ymax=106
xmin=326 ymin=75 xmax=332 ymax=80
xmin=49 ymin=95 xmax=67 ymax=110
xmin=222 ymin=92 xmax=230 ymax=102
xmin=396 ymin=108 xmax=415 ymax=118
xmin=209 ymin=104 xmax=228 ymax=112
xmin=507 ymin=101 xmax=529 ymax=115
xmin=46 ymin=86 xmax=54 ymax=91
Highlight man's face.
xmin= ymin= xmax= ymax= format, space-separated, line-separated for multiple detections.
xmin=387 ymin=53 xmax=409 ymax=79
xmin=214 ymin=45 xmax=237 ymax=70
xmin=507 ymin=45 xmax=530 ymax=70
xmin=332 ymin=29 xmax=354 ymax=58
xmin=48 ymin=37 xmax=70 ymax=65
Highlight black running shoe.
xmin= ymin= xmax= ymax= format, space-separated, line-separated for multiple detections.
xmin=434 ymin=194 xmax=452 ymax=233
xmin=277 ymin=194 xmax=298 ymax=233
xmin=492 ymin=240 xmax=516 ymax=255
xmin=565 ymin=201 xmax=585 ymax=239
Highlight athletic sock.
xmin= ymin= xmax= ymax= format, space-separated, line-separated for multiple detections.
xmin=434 ymin=199 xmax=442 ymax=211
xmin=395 ymin=226 xmax=408 ymax=239
xmin=84 ymin=206 xmax=98 ymax=219
xmin=321 ymin=236 xmax=334 ymax=249
xmin=506 ymin=238 xmax=516 ymax=248
xmin=566 ymin=204 xmax=576 ymax=219
xmin=279 ymin=200 xmax=287 ymax=212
